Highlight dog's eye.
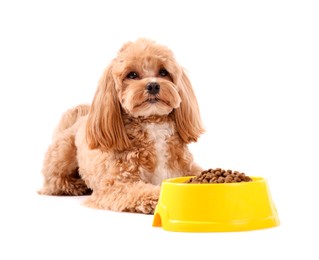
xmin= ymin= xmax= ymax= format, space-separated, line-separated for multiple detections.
xmin=126 ymin=72 xmax=139 ymax=79
xmin=159 ymin=69 xmax=169 ymax=77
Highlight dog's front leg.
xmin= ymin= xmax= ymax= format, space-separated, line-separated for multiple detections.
xmin=84 ymin=181 xmax=160 ymax=214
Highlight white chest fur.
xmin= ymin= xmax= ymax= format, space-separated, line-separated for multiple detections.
xmin=140 ymin=122 xmax=177 ymax=185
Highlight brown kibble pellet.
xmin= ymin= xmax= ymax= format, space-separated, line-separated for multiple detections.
xmin=238 ymin=173 xmax=245 ymax=179
xmin=244 ymin=176 xmax=252 ymax=182
xmin=217 ymin=177 xmax=225 ymax=183
xmin=185 ymin=168 xmax=253 ymax=184
xmin=234 ymin=177 xmax=241 ymax=182
xmin=225 ymin=176 xmax=233 ymax=183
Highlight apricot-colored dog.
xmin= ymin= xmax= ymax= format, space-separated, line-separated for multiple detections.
xmin=39 ymin=38 xmax=204 ymax=214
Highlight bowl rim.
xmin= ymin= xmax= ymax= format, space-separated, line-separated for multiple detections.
xmin=162 ymin=176 xmax=265 ymax=186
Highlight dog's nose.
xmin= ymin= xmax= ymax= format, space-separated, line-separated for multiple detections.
xmin=146 ymin=82 xmax=160 ymax=95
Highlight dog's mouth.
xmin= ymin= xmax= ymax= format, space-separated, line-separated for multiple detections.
xmin=145 ymin=97 xmax=171 ymax=106
xmin=133 ymin=96 xmax=171 ymax=110
xmin=147 ymin=97 xmax=159 ymax=104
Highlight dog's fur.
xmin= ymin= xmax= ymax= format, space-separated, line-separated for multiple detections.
xmin=39 ymin=38 xmax=204 ymax=214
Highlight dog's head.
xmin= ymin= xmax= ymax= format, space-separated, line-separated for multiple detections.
xmin=86 ymin=38 xmax=204 ymax=151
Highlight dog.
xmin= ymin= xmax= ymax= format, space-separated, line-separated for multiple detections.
xmin=39 ymin=38 xmax=205 ymax=214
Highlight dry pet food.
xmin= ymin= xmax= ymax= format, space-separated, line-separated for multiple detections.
xmin=185 ymin=168 xmax=253 ymax=184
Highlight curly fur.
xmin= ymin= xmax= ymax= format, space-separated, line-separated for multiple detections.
xmin=39 ymin=38 xmax=205 ymax=214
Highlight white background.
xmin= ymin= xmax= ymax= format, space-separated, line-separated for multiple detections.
xmin=1 ymin=0 xmax=318 ymax=259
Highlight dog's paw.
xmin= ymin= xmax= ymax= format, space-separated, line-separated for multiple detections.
xmin=136 ymin=194 xmax=159 ymax=214
xmin=38 ymin=179 xmax=92 ymax=196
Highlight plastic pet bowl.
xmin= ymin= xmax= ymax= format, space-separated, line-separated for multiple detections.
xmin=152 ymin=176 xmax=280 ymax=232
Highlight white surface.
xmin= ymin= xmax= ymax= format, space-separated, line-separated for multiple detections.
xmin=1 ymin=1 xmax=318 ymax=259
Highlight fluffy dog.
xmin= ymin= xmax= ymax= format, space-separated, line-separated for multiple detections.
xmin=39 ymin=38 xmax=204 ymax=214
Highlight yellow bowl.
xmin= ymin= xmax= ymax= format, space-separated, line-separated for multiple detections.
xmin=152 ymin=176 xmax=280 ymax=232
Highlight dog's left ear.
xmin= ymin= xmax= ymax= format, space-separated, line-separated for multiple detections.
xmin=173 ymin=69 xmax=205 ymax=143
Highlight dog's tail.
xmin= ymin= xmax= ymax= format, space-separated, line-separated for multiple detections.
xmin=52 ymin=104 xmax=90 ymax=139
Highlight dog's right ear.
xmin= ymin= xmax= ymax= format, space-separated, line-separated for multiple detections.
xmin=86 ymin=64 xmax=131 ymax=152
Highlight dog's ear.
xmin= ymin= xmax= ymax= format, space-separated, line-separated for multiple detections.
xmin=173 ymin=69 xmax=205 ymax=143
xmin=86 ymin=65 xmax=131 ymax=152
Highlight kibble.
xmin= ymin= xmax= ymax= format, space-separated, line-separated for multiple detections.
xmin=185 ymin=168 xmax=253 ymax=184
